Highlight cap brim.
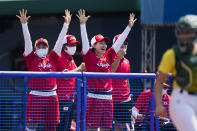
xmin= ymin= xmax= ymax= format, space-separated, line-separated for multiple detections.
xmin=67 ymin=40 xmax=80 ymax=45
xmin=97 ymin=37 xmax=110 ymax=43
xmin=35 ymin=42 xmax=48 ymax=47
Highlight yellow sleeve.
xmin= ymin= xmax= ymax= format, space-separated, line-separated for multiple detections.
xmin=158 ymin=49 xmax=176 ymax=76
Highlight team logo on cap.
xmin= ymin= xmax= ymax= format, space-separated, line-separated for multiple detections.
xmin=69 ymin=36 xmax=76 ymax=41
xmin=97 ymin=35 xmax=103 ymax=39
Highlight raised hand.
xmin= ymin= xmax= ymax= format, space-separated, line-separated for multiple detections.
xmin=76 ymin=9 xmax=91 ymax=24
xmin=16 ymin=9 xmax=31 ymax=24
xmin=63 ymin=9 xmax=72 ymax=24
xmin=128 ymin=13 xmax=137 ymax=28
xmin=117 ymin=48 xmax=126 ymax=60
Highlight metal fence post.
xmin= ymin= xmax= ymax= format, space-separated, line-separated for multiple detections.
xmin=81 ymin=76 xmax=87 ymax=131
xmin=76 ymin=77 xmax=81 ymax=131
xmin=150 ymin=79 xmax=155 ymax=131
xmin=23 ymin=76 xmax=28 ymax=131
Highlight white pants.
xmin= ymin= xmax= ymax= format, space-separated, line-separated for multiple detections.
xmin=170 ymin=88 xmax=197 ymax=131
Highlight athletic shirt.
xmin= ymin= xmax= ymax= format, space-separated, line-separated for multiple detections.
xmin=83 ymin=48 xmax=116 ymax=92
xmin=134 ymin=90 xmax=170 ymax=123
xmin=158 ymin=45 xmax=197 ymax=92
xmin=112 ymin=57 xmax=131 ymax=103
xmin=24 ymin=50 xmax=59 ymax=91
xmin=56 ymin=51 xmax=77 ymax=100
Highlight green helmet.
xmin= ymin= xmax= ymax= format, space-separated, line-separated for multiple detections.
xmin=176 ymin=14 xmax=197 ymax=30
xmin=175 ymin=14 xmax=197 ymax=53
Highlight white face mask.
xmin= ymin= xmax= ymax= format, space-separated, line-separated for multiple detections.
xmin=65 ymin=46 xmax=76 ymax=55
xmin=162 ymin=89 xmax=167 ymax=96
xmin=36 ymin=48 xmax=48 ymax=59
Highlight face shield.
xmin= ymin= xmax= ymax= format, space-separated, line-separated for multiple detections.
xmin=175 ymin=14 xmax=197 ymax=53
xmin=175 ymin=29 xmax=195 ymax=53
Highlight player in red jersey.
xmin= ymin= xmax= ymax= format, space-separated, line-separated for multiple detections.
xmin=76 ymin=9 xmax=136 ymax=131
xmin=132 ymin=83 xmax=171 ymax=130
xmin=16 ymin=9 xmax=71 ymax=131
xmin=56 ymin=34 xmax=85 ymax=131
xmin=111 ymin=34 xmax=133 ymax=131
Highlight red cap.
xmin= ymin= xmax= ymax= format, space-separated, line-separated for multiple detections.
xmin=90 ymin=34 xmax=110 ymax=46
xmin=35 ymin=38 xmax=48 ymax=47
xmin=63 ymin=35 xmax=80 ymax=45
xmin=113 ymin=34 xmax=129 ymax=43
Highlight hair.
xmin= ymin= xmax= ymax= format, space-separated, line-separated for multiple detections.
xmin=91 ymin=47 xmax=95 ymax=53
xmin=91 ymin=42 xmax=98 ymax=53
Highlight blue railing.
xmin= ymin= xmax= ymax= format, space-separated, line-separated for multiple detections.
xmin=0 ymin=71 xmax=162 ymax=131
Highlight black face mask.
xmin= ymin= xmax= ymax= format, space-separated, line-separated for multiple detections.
xmin=177 ymin=41 xmax=193 ymax=54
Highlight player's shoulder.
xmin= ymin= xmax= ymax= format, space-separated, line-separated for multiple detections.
xmin=160 ymin=48 xmax=175 ymax=63
xmin=106 ymin=47 xmax=116 ymax=54
xmin=24 ymin=51 xmax=36 ymax=61
xmin=163 ymin=48 xmax=175 ymax=58
xmin=124 ymin=57 xmax=129 ymax=61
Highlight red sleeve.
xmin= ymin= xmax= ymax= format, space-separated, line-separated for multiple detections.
xmin=82 ymin=49 xmax=91 ymax=60
xmin=135 ymin=90 xmax=151 ymax=113
xmin=106 ymin=48 xmax=117 ymax=64
xmin=24 ymin=51 xmax=35 ymax=69
xmin=82 ymin=49 xmax=92 ymax=69
xmin=48 ymin=50 xmax=60 ymax=67
xmin=135 ymin=92 xmax=144 ymax=111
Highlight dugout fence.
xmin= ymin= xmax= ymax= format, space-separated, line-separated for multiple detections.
xmin=0 ymin=71 xmax=175 ymax=131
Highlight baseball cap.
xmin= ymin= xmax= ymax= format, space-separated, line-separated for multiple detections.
xmin=90 ymin=34 xmax=110 ymax=46
xmin=63 ymin=35 xmax=80 ymax=46
xmin=113 ymin=34 xmax=129 ymax=44
xmin=35 ymin=38 xmax=49 ymax=47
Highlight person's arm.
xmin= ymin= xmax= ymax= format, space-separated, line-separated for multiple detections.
xmin=53 ymin=10 xmax=71 ymax=56
xmin=154 ymin=49 xmax=175 ymax=117
xmin=132 ymin=92 xmax=144 ymax=119
xmin=72 ymin=62 xmax=86 ymax=72
xmin=111 ymin=48 xmax=126 ymax=72
xmin=132 ymin=106 xmax=145 ymax=120
xmin=16 ymin=9 xmax=32 ymax=56
xmin=112 ymin=13 xmax=137 ymax=53
xmin=154 ymin=71 xmax=169 ymax=117
xmin=63 ymin=62 xmax=86 ymax=72
xmin=76 ymin=9 xmax=91 ymax=55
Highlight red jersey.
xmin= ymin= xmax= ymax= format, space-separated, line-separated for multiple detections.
xmin=112 ymin=57 xmax=131 ymax=103
xmin=56 ymin=51 xmax=77 ymax=100
xmin=134 ymin=90 xmax=170 ymax=122
xmin=82 ymin=48 xmax=116 ymax=92
xmin=24 ymin=50 xmax=59 ymax=91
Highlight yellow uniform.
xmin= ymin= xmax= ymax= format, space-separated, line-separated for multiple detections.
xmin=158 ymin=49 xmax=180 ymax=89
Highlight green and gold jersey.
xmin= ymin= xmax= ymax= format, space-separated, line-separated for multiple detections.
xmin=158 ymin=45 xmax=197 ymax=92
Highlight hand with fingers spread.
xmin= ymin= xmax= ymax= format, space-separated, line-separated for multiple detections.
xmin=63 ymin=9 xmax=72 ymax=25
xmin=16 ymin=9 xmax=31 ymax=24
xmin=128 ymin=13 xmax=137 ymax=28
xmin=76 ymin=9 xmax=91 ymax=24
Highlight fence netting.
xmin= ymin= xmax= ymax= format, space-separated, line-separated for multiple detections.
xmin=0 ymin=72 xmax=176 ymax=131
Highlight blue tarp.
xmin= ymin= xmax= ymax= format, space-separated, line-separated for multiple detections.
xmin=141 ymin=0 xmax=197 ymax=25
